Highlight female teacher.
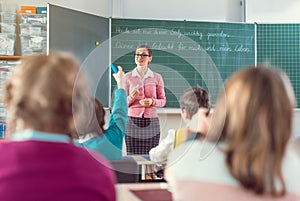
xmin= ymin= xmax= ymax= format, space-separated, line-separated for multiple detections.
xmin=124 ymin=44 xmax=166 ymax=155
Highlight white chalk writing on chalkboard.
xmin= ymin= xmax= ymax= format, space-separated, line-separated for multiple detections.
xmin=113 ymin=27 xmax=251 ymax=53
xmin=113 ymin=41 xmax=250 ymax=53
xmin=115 ymin=27 xmax=231 ymax=41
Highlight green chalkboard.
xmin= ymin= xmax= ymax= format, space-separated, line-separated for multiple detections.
xmin=257 ymin=24 xmax=300 ymax=108
xmin=111 ymin=19 xmax=255 ymax=108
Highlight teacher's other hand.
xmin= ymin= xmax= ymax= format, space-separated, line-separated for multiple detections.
xmin=139 ymin=98 xmax=153 ymax=107
xmin=130 ymin=89 xmax=139 ymax=99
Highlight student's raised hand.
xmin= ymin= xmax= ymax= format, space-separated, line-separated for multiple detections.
xmin=139 ymin=98 xmax=153 ymax=107
xmin=188 ymin=108 xmax=210 ymax=134
xmin=112 ymin=66 xmax=125 ymax=89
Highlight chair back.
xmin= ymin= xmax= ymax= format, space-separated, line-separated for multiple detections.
xmin=110 ymin=157 xmax=140 ymax=183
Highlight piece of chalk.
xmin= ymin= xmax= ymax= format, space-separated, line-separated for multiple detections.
xmin=110 ymin=64 xmax=118 ymax=73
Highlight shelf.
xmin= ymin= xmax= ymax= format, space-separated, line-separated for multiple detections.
xmin=0 ymin=56 xmax=23 ymax=61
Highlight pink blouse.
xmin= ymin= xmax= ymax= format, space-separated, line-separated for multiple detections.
xmin=125 ymin=68 xmax=166 ymax=118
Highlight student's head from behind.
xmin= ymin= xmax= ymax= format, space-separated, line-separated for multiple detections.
xmin=179 ymin=87 xmax=210 ymax=123
xmin=4 ymin=52 xmax=88 ymax=137
xmin=210 ymin=66 xmax=295 ymax=196
xmin=75 ymin=97 xmax=105 ymax=138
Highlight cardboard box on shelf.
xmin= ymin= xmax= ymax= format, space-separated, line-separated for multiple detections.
xmin=20 ymin=34 xmax=46 ymax=56
xmin=0 ymin=23 xmax=16 ymax=34
xmin=36 ymin=7 xmax=47 ymax=14
xmin=0 ymin=33 xmax=15 ymax=56
xmin=0 ymin=12 xmax=16 ymax=24
xmin=20 ymin=24 xmax=46 ymax=35
xmin=20 ymin=6 xmax=36 ymax=14
xmin=20 ymin=14 xmax=47 ymax=25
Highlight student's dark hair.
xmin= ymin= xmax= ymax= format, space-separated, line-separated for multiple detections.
xmin=77 ymin=97 xmax=105 ymax=137
xmin=179 ymin=87 xmax=210 ymax=119
xmin=136 ymin=44 xmax=152 ymax=56
xmin=94 ymin=98 xmax=105 ymax=133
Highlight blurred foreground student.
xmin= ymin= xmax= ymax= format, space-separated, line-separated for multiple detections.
xmin=149 ymin=87 xmax=210 ymax=163
xmin=75 ymin=66 xmax=128 ymax=160
xmin=166 ymin=66 xmax=300 ymax=201
xmin=0 ymin=52 xmax=116 ymax=201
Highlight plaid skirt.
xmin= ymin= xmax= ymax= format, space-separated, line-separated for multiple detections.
xmin=125 ymin=117 xmax=160 ymax=155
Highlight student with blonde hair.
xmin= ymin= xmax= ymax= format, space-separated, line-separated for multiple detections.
xmin=0 ymin=52 xmax=116 ymax=201
xmin=166 ymin=66 xmax=300 ymax=201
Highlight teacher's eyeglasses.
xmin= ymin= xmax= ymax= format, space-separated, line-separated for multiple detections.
xmin=134 ymin=53 xmax=150 ymax=58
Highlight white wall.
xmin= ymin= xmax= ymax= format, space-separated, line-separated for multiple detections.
xmin=3 ymin=0 xmax=243 ymax=21
xmin=47 ymin=0 xmax=110 ymax=17
xmin=5 ymin=0 xmax=300 ymax=24
xmin=245 ymin=0 xmax=300 ymax=22
xmin=1 ymin=0 xmax=110 ymax=17
xmin=158 ymin=111 xmax=185 ymax=139
xmin=115 ymin=0 xmax=243 ymax=22
xmin=8 ymin=0 xmax=300 ymax=22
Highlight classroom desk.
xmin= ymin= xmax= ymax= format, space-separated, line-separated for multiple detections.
xmin=112 ymin=155 xmax=164 ymax=183
xmin=131 ymin=155 xmax=165 ymax=181
xmin=116 ymin=182 xmax=171 ymax=201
